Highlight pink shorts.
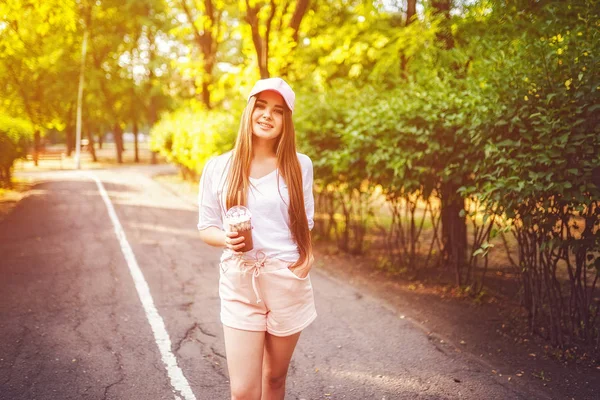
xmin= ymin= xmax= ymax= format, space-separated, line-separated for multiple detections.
xmin=218 ymin=252 xmax=317 ymax=337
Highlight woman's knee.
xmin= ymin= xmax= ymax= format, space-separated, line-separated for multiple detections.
xmin=230 ymin=385 xmax=261 ymax=400
xmin=264 ymin=372 xmax=287 ymax=390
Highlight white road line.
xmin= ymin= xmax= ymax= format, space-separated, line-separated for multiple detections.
xmin=89 ymin=173 xmax=197 ymax=400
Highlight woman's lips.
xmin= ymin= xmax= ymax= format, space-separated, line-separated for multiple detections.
xmin=258 ymin=121 xmax=273 ymax=129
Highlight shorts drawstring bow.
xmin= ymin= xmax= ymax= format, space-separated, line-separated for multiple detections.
xmin=240 ymin=250 xmax=267 ymax=303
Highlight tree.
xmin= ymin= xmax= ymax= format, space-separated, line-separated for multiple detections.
xmin=241 ymin=0 xmax=310 ymax=78
xmin=177 ymin=0 xmax=222 ymax=108
xmin=0 ymin=0 xmax=78 ymax=164
xmin=428 ymin=0 xmax=468 ymax=284
xmin=85 ymin=0 xmax=171 ymax=163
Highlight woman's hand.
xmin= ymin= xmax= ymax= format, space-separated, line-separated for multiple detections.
xmin=288 ymin=252 xmax=315 ymax=278
xmin=224 ymin=231 xmax=246 ymax=252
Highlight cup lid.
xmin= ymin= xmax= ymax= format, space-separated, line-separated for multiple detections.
xmin=225 ymin=205 xmax=252 ymax=219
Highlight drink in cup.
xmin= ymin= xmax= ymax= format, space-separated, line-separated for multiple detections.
xmin=225 ymin=205 xmax=254 ymax=252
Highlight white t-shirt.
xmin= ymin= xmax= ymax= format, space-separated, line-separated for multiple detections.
xmin=197 ymin=151 xmax=315 ymax=262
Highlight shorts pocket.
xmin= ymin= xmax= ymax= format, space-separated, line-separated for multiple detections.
xmin=219 ymin=262 xmax=230 ymax=274
xmin=283 ymin=266 xmax=310 ymax=281
xmin=219 ymin=255 xmax=238 ymax=274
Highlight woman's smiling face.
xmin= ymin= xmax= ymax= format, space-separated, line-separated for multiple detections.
xmin=251 ymin=90 xmax=285 ymax=141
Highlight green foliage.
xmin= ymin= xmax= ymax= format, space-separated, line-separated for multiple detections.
xmin=0 ymin=116 xmax=33 ymax=187
xmin=149 ymin=106 xmax=239 ymax=177
xmin=0 ymin=0 xmax=78 ymax=131
xmin=294 ymin=1 xmax=599 ymax=350
xmin=459 ymin=0 xmax=600 ymax=347
xmin=472 ymin=0 xmax=600 ymax=213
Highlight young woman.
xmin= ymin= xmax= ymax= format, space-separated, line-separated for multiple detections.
xmin=197 ymin=77 xmax=316 ymax=400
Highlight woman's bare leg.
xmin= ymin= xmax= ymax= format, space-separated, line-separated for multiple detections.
xmin=261 ymin=332 xmax=302 ymax=400
xmin=223 ymin=326 xmax=265 ymax=400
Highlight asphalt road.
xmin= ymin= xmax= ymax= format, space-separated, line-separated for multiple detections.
xmin=0 ymin=165 xmax=551 ymax=400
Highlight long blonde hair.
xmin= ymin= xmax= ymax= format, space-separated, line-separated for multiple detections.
xmin=225 ymin=96 xmax=312 ymax=264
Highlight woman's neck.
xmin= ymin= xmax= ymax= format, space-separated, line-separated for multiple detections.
xmin=252 ymin=137 xmax=277 ymax=160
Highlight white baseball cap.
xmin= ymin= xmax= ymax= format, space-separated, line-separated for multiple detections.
xmin=248 ymin=77 xmax=295 ymax=113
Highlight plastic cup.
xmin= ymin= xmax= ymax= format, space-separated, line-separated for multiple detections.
xmin=225 ymin=205 xmax=254 ymax=252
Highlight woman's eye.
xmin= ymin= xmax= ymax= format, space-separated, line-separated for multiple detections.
xmin=274 ymin=109 xmax=283 ymax=115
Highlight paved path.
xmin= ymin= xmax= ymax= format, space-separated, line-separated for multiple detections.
xmin=0 ymin=165 xmax=551 ymax=399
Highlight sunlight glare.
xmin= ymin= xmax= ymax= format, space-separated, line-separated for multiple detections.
xmin=128 ymin=222 xmax=200 ymax=239
xmin=327 ymin=367 xmax=428 ymax=394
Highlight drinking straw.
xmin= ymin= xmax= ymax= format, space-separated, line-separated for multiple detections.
xmin=237 ymin=190 xmax=241 ymax=206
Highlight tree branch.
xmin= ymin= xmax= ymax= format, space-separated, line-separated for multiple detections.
xmin=289 ymin=0 xmax=309 ymax=42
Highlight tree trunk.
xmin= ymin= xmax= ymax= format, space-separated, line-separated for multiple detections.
xmin=181 ymin=0 xmax=218 ymax=108
xmin=148 ymin=84 xmax=158 ymax=165
xmin=400 ymin=0 xmax=418 ymax=76
xmin=1 ymin=165 xmax=12 ymax=188
xmin=85 ymin=121 xmax=97 ymax=162
xmin=279 ymin=0 xmax=310 ymax=77
xmin=245 ymin=1 xmax=270 ymax=78
xmin=63 ymin=103 xmax=76 ymax=156
xmin=289 ymin=0 xmax=309 ymax=42
xmin=65 ymin=125 xmax=75 ymax=157
xmin=441 ymin=181 xmax=467 ymax=286
xmin=147 ymin=33 xmax=158 ymax=165
xmin=407 ymin=0 xmax=416 ymax=22
xmin=33 ymin=129 xmax=40 ymax=166
xmin=133 ymin=119 xmax=139 ymax=163
xmin=113 ymin=123 xmax=123 ymax=163
xmin=432 ymin=0 xmax=466 ymax=285
xmin=432 ymin=0 xmax=454 ymax=50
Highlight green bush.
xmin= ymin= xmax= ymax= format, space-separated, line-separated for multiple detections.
xmin=150 ymin=107 xmax=239 ymax=179
xmin=0 ymin=115 xmax=33 ymax=188
xmin=463 ymin=0 xmax=600 ymax=347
